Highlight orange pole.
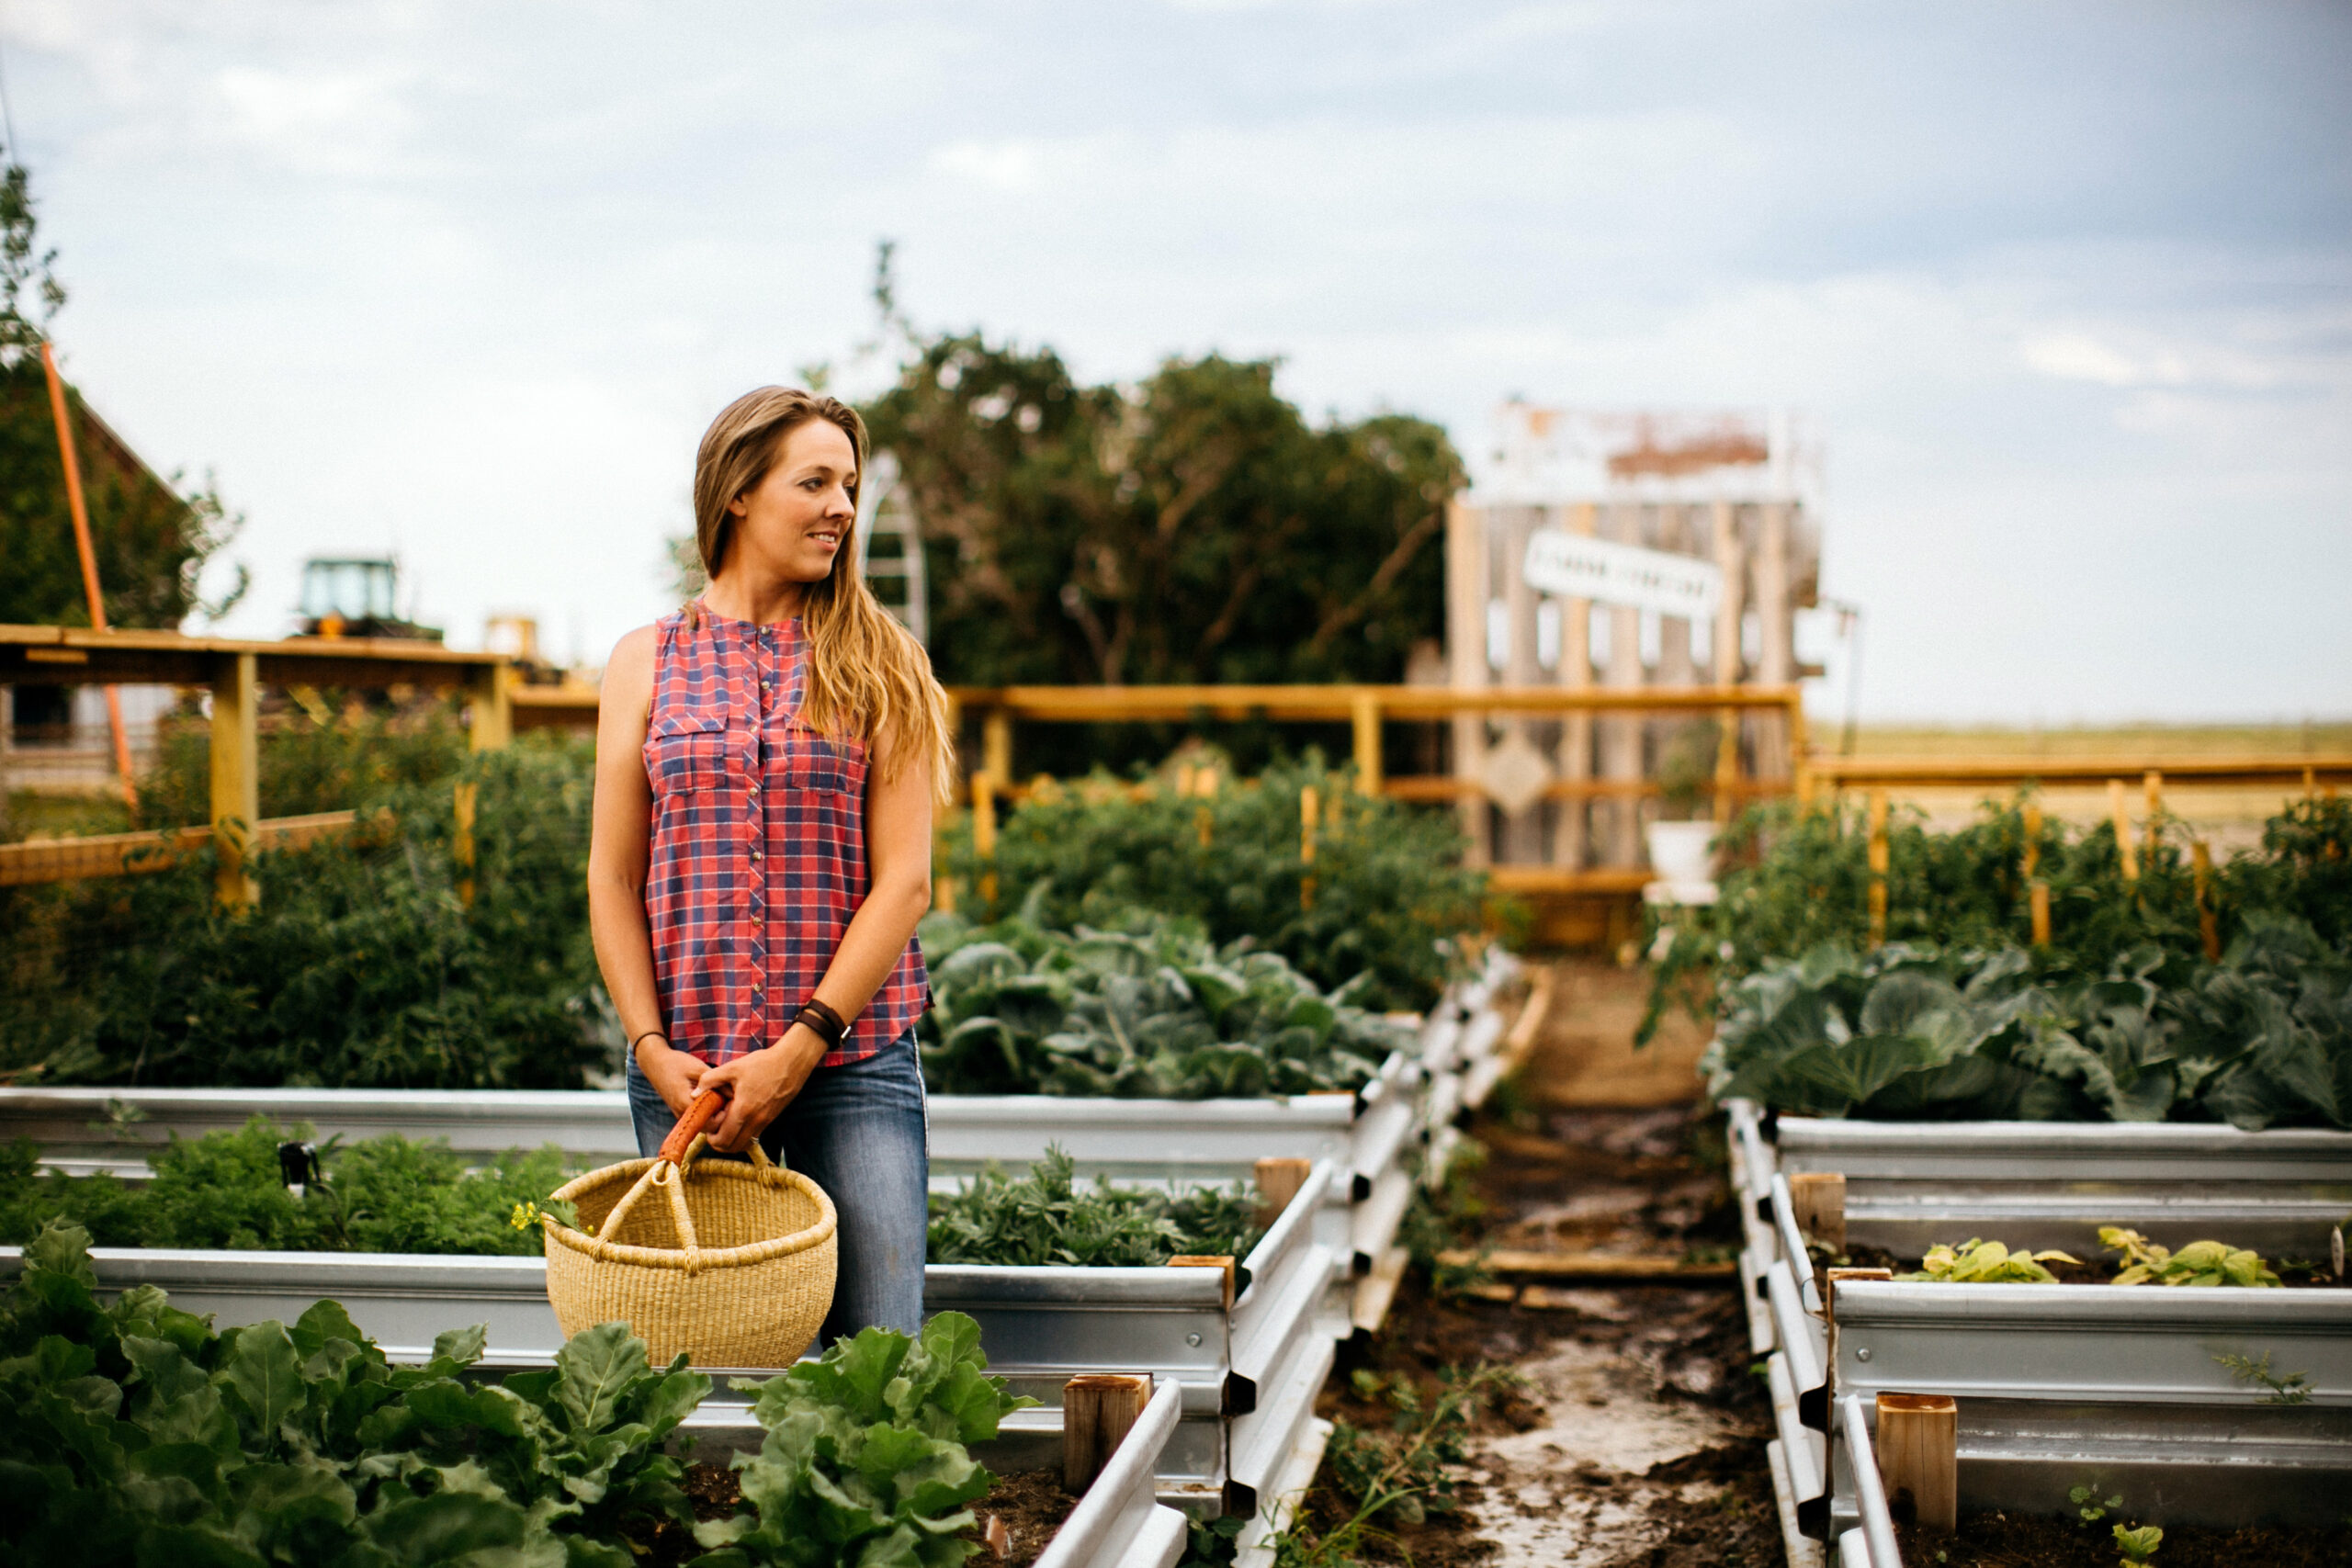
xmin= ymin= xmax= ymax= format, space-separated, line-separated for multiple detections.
xmin=40 ymin=341 xmax=138 ymax=813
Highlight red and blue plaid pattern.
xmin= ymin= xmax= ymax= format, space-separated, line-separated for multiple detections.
xmin=643 ymin=604 xmax=929 ymax=1068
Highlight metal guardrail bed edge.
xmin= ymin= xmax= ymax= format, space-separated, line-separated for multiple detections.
xmin=1836 ymin=1395 xmax=1904 ymax=1568
xmin=1035 ymin=1379 xmax=1189 ymax=1568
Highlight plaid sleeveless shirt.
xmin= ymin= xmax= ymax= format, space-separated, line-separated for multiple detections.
xmin=643 ymin=604 xmax=929 ymax=1067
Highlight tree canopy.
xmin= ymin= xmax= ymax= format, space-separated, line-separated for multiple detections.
xmin=855 ymin=261 xmax=1463 ymax=692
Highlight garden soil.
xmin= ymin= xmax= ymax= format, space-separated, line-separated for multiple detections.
xmin=1306 ymin=958 xmax=1784 ymax=1566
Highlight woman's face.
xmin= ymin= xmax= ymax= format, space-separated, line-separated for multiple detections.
xmin=725 ymin=417 xmax=858 ymax=587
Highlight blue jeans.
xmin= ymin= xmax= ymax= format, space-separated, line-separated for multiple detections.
xmin=626 ymin=1031 xmax=930 ymax=1348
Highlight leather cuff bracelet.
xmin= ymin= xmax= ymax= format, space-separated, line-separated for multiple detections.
xmin=794 ymin=998 xmax=849 ymax=1051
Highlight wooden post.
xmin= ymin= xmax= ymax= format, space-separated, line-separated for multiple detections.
xmin=1600 ymin=502 xmax=1643 ymax=867
xmin=209 ymin=652 xmax=260 ymax=910
xmin=2193 ymin=840 xmax=2220 ymax=963
xmin=1445 ymin=500 xmax=1491 ymax=866
xmin=2023 ymin=801 xmax=2050 ymax=946
xmin=468 ymin=660 xmax=513 ymax=751
xmin=1351 ymin=691 xmax=1381 ymax=795
xmin=2109 ymin=779 xmax=2138 ymax=881
xmin=971 ymin=771 xmax=998 ymax=914
xmin=1875 ymin=1393 xmax=1959 ymax=1534
xmin=453 ymin=782 xmax=479 ymax=908
xmin=1166 ymin=1255 xmax=1236 ymax=1308
xmin=1787 ymin=1171 xmax=1846 ymax=1255
xmin=1299 ymin=785 xmax=1318 ymax=910
xmin=982 ymin=708 xmax=1012 ymax=786
xmin=2143 ymin=769 xmax=2163 ymax=865
xmin=1254 ymin=1156 xmax=1313 ymax=1229
xmin=41 ymin=341 xmax=139 ymax=813
xmin=1554 ymin=501 xmax=1598 ymax=868
xmin=1713 ymin=706 xmax=1741 ymax=825
xmin=1866 ymin=790 xmax=1889 ymax=948
xmin=1062 ymin=1375 xmax=1152 ymax=1495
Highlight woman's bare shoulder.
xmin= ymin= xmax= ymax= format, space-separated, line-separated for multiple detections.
xmin=602 ymin=624 xmax=662 ymax=716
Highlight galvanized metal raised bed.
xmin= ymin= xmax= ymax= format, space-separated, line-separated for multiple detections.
xmin=0 ymin=1156 xmax=1346 ymax=1520
xmin=3 ymin=1047 xmax=1428 ymax=1274
xmin=1735 ymin=1100 xmax=2352 ymax=1258
xmin=1734 ymin=1096 xmax=2352 ymax=1551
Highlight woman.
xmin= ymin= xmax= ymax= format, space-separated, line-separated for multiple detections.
xmin=588 ymin=387 xmax=951 ymax=1344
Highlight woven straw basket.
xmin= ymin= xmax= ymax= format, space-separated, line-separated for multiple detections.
xmin=543 ymin=1090 xmax=837 ymax=1368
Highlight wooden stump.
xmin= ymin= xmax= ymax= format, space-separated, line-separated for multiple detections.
xmin=1787 ymin=1171 xmax=1847 ymax=1255
xmin=1876 ymin=1392 xmax=1958 ymax=1533
xmin=1167 ymin=1255 xmax=1236 ymax=1308
xmin=1255 ymin=1157 xmax=1314 ymax=1230
xmin=1063 ymin=1375 xmax=1152 ymax=1494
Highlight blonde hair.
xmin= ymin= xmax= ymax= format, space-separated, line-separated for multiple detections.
xmin=693 ymin=387 xmax=956 ymax=805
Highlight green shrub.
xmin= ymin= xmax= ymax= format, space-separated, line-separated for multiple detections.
xmin=937 ymin=756 xmax=1489 ymax=1011
xmin=1 ymin=736 xmax=610 ymax=1089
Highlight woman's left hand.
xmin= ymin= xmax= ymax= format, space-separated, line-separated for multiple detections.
xmin=699 ymin=1025 xmax=828 ymax=1154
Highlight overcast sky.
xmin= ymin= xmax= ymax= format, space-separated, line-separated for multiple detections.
xmin=12 ymin=1 xmax=2349 ymax=722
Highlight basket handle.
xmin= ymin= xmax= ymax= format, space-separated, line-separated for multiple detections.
xmin=593 ymin=1089 xmax=727 ymax=1247
xmin=658 ymin=1089 xmax=726 ymax=1163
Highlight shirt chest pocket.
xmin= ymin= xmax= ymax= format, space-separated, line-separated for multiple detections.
xmin=645 ymin=715 xmax=739 ymax=798
xmin=783 ymin=721 xmax=866 ymax=798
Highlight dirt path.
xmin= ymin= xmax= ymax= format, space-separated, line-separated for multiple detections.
xmin=1290 ymin=960 xmax=1784 ymax=1567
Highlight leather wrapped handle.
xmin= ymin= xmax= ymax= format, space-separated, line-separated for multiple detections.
xmin=658 ymin=1088 xmax=726 ymax=1164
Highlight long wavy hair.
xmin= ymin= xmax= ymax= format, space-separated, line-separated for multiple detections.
xmin=692 ymin=387 xmax=955 ymax=805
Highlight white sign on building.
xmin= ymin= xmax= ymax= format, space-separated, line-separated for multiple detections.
xmin=1522 ymin=528 xmax=1724 ymax=619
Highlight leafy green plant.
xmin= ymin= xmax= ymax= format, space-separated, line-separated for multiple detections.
xmin=1274 ymin=1364 xmax=1521 ymax=1566
xmin=2072 ymin=1483 xmax=2122 ymax=1525
xmin=1396 ymin=1137 xmax=1492 ymax=1295
xmin=1646 ymin=794 xmax=2352 ymax=1130
xmin=2215 ymin=1350 xmax=2313 ymax=1405
xmin=2102 ymin=1227 xmax=2282 ymax=1288
xmin=0 ymin=1216 xmax=709 ymax=1567
xmin=920 ymin=897 xmax=1408 ymax=1100
xmin=1899 ymin=1238 xmax=2081 ymax=1284
xmin=927 ymin=1146 xmax=1261 ymax=1268
xmin=689 ymin=1311 xmax=1034 ymax=1567
xmin=2113 ymin=1522 xmax=2164 ymax=1562
xmin=937 ymin=757 xmax=1490 ymax=1011
xmin=1698 ymin=907 xmax=2352 ymax=1129
xmin=0 ymin=1118 xmax=572 ymax=1257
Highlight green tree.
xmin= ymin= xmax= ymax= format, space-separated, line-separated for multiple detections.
xmin=0 ymin=161 xmax=243 ymax=629
xmin=856 ymin=254 xmax=1464 ymax=692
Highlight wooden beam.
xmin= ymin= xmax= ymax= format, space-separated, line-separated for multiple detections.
xmin=1437 ymin=1248 xmax=1737 ymax=1282
xmin=0 ymin=625 xmax=501 ymax=690
xmin=209 ymin=653 xmax=260 ymax=909
xmin=1810 ymin=753 xmax=2352 ymax=789
xmin=0 ymin=810 xmax=369 ymax=886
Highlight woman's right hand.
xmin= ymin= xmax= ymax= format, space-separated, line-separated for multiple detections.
xmin=636 ymin=1037 xmax=711 ymax=1117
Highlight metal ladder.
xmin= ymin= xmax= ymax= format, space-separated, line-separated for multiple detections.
xmin=854 ymin=449 xmax=928 ymax=645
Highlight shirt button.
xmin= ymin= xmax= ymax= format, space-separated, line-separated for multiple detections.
xmin=752 ymin=850 xmax=763 ymax=862
xmin=750 ymin=915 xmax=763 ymax=926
